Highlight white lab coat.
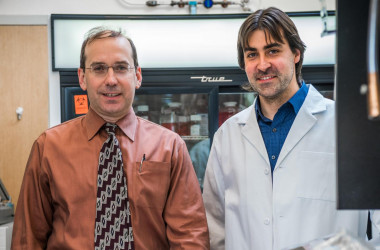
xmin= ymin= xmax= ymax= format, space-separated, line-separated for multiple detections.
xmin=203 ymin=85 xmax=379 ymax=250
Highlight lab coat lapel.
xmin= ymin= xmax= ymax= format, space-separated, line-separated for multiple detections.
xmin=241 ymin=100 xmax=271 ymax=166
xmin=275 ymin=86 xmax=327 ymax=169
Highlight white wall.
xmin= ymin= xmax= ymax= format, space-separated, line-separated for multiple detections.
xmin=0 ymin=0 xmax=336 ymax=127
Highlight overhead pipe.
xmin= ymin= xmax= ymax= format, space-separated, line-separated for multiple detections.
xmin=146 ymin=0 xmax=250 ymax=11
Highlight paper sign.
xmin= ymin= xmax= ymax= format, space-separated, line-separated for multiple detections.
xmin=74 ymin=95 xmax=88 ymax=115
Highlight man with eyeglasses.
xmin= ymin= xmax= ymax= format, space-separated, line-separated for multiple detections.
xmin=11 ymin=27 xmax=209 ymax=249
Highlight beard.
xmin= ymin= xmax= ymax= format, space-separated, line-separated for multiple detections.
xmin=249 ymin=66 xmax=295 ymax=101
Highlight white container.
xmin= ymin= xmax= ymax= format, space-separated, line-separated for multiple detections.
xmin=136 ymin=105 xmax=150 ymax=120
xmin=190 ymin=114 xmax=202 ymax=136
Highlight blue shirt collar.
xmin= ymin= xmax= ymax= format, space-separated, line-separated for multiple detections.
xmin=288 ymin=81 xmax=308 ymax=114
xmin=255 ymin=81 xmax=309 ymax=120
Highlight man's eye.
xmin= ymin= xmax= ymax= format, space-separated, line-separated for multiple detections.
xmin=114 ymin=64 xmax=128 ymax=71
xmin=268 ymin=49 xmax=279 ymax=55
xmin=93 ymin=65 xmax=107 ymax=72
xmin=246 ymin=52 xmax=256 ymax=58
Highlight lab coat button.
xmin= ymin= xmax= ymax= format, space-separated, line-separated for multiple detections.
xmin=264 ymin=168 xmax=270 ymax=175
xmin=264 ymin=218 xmax=270 ymax=225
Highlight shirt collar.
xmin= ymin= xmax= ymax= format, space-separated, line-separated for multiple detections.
xmin=255 ymin=81 xmax=308 ymax=120
xmin=255 ymin=98 xmax=269 ymax=122
xmin=288 ymin=81 xmax=308 ymax=114
xmin=84 ymin=107 xmax=137 ymax=142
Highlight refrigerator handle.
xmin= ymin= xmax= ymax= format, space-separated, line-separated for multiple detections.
xmin=367 ymin=0 xmax=380 ymax=120
xmin=208 ymin=86 xmax=219 ymax=146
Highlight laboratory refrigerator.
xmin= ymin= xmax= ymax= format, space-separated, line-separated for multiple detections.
xmin=60 ymin=66 xmax=334 ymax=189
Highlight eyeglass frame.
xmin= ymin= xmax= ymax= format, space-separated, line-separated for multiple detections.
xmin=84 ymin=62 xmax=135 ymax=77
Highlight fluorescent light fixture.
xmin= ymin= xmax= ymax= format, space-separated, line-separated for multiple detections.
xmin=52 ymin=14 xmax=335 ymax=70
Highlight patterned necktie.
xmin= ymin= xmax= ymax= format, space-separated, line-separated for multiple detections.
xmin=94 ymin=123 xmax=134 ymax=250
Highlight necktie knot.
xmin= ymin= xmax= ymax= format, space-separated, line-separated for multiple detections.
xmin=104 ymin=123 xmax=117 ymax=135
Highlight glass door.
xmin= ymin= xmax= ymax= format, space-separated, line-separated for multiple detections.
xmin=133 ymin=92 xmax=209 ymax=138
xmin=134 ymin=87 xmax=217 ymax=190
xmin=218 ymin=91 xmax=256 ymax=127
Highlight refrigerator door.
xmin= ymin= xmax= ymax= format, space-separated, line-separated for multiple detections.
xmin=134 ymin=87 xmax=217 ymax=190
xmin=134 ymin=92 xmax=209 ymax=137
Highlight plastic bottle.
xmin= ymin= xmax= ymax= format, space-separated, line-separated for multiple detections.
xmin=136 ymin=105 xmax=150 ymax=120
xmin=160 ymin=102 xmax=181 ymax=132
xmin=219 ymin=101 xmax=238 ymax=126
xmin=199 ymin=113 xmax=209 ymax=136
xmin=190 ymin=114 xmax=202 ymax=136
xmin=177 ymin=115 xmax=190 ymax=136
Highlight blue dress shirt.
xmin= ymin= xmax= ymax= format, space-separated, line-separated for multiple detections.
xmin=255 ymin=82 xmax=309 ymax=172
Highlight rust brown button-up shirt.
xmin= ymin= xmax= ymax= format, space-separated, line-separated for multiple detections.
xmin=11 ymin=107 xmax=210 ymax=250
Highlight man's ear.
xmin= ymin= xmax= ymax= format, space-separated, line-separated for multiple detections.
xmin=78 ymin=68 xmax=87 ymax=91
xmin=135 ymin=66 xmax=142 ymax=89
xmin=294 ymin=49 xmax=301 ymax=64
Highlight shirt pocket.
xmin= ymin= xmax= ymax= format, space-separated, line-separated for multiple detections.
xmin=134 ymin=160 xmax=170 ymax=208
xmin=296 ymin=151 xmax=336 ymax=202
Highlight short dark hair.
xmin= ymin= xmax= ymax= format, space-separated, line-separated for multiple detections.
xmin=237 ymin=7 xmax=306 ymax=89
xmin=79 ymin=26 xmax=139 ymax=71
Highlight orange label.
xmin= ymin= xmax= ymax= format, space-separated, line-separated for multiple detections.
xmin=74 ymin=95 xmax=88 ymax=115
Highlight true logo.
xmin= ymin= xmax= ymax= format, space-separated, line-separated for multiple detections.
xmin=190 ymin=76 xmax=233 ymax=82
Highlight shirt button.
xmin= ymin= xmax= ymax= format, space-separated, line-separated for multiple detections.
xmin=264 ymin=218 xmax=270 ymax=225
xmin=272 ymin=128 xmax=277 ymax=132
xmin=264 ymin=168 xmax=270 ymax=175
xmin=271 ymin=155 xmax=276 ymax=160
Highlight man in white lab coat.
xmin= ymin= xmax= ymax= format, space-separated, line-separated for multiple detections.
xmin=202 ymin=7 xmax=380 ymax=250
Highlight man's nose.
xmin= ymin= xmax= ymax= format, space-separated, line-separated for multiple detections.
xmin=104 ymin=67 xmax=118 ymax=85
xmin=257 ymin=56 xmax=271 ymax=72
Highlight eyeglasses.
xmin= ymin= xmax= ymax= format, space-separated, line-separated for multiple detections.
xmin=85 ymin=63 xmax=135 ymax=77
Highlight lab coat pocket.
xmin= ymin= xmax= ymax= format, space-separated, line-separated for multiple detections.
xmin=134 ymin=161 xmax=170 ymax=208
xmin=296 ymin=151 xmax=336 ymax=202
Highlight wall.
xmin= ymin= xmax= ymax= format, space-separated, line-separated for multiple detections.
xmin=0 ymin=0 xmax=336 ymax=127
